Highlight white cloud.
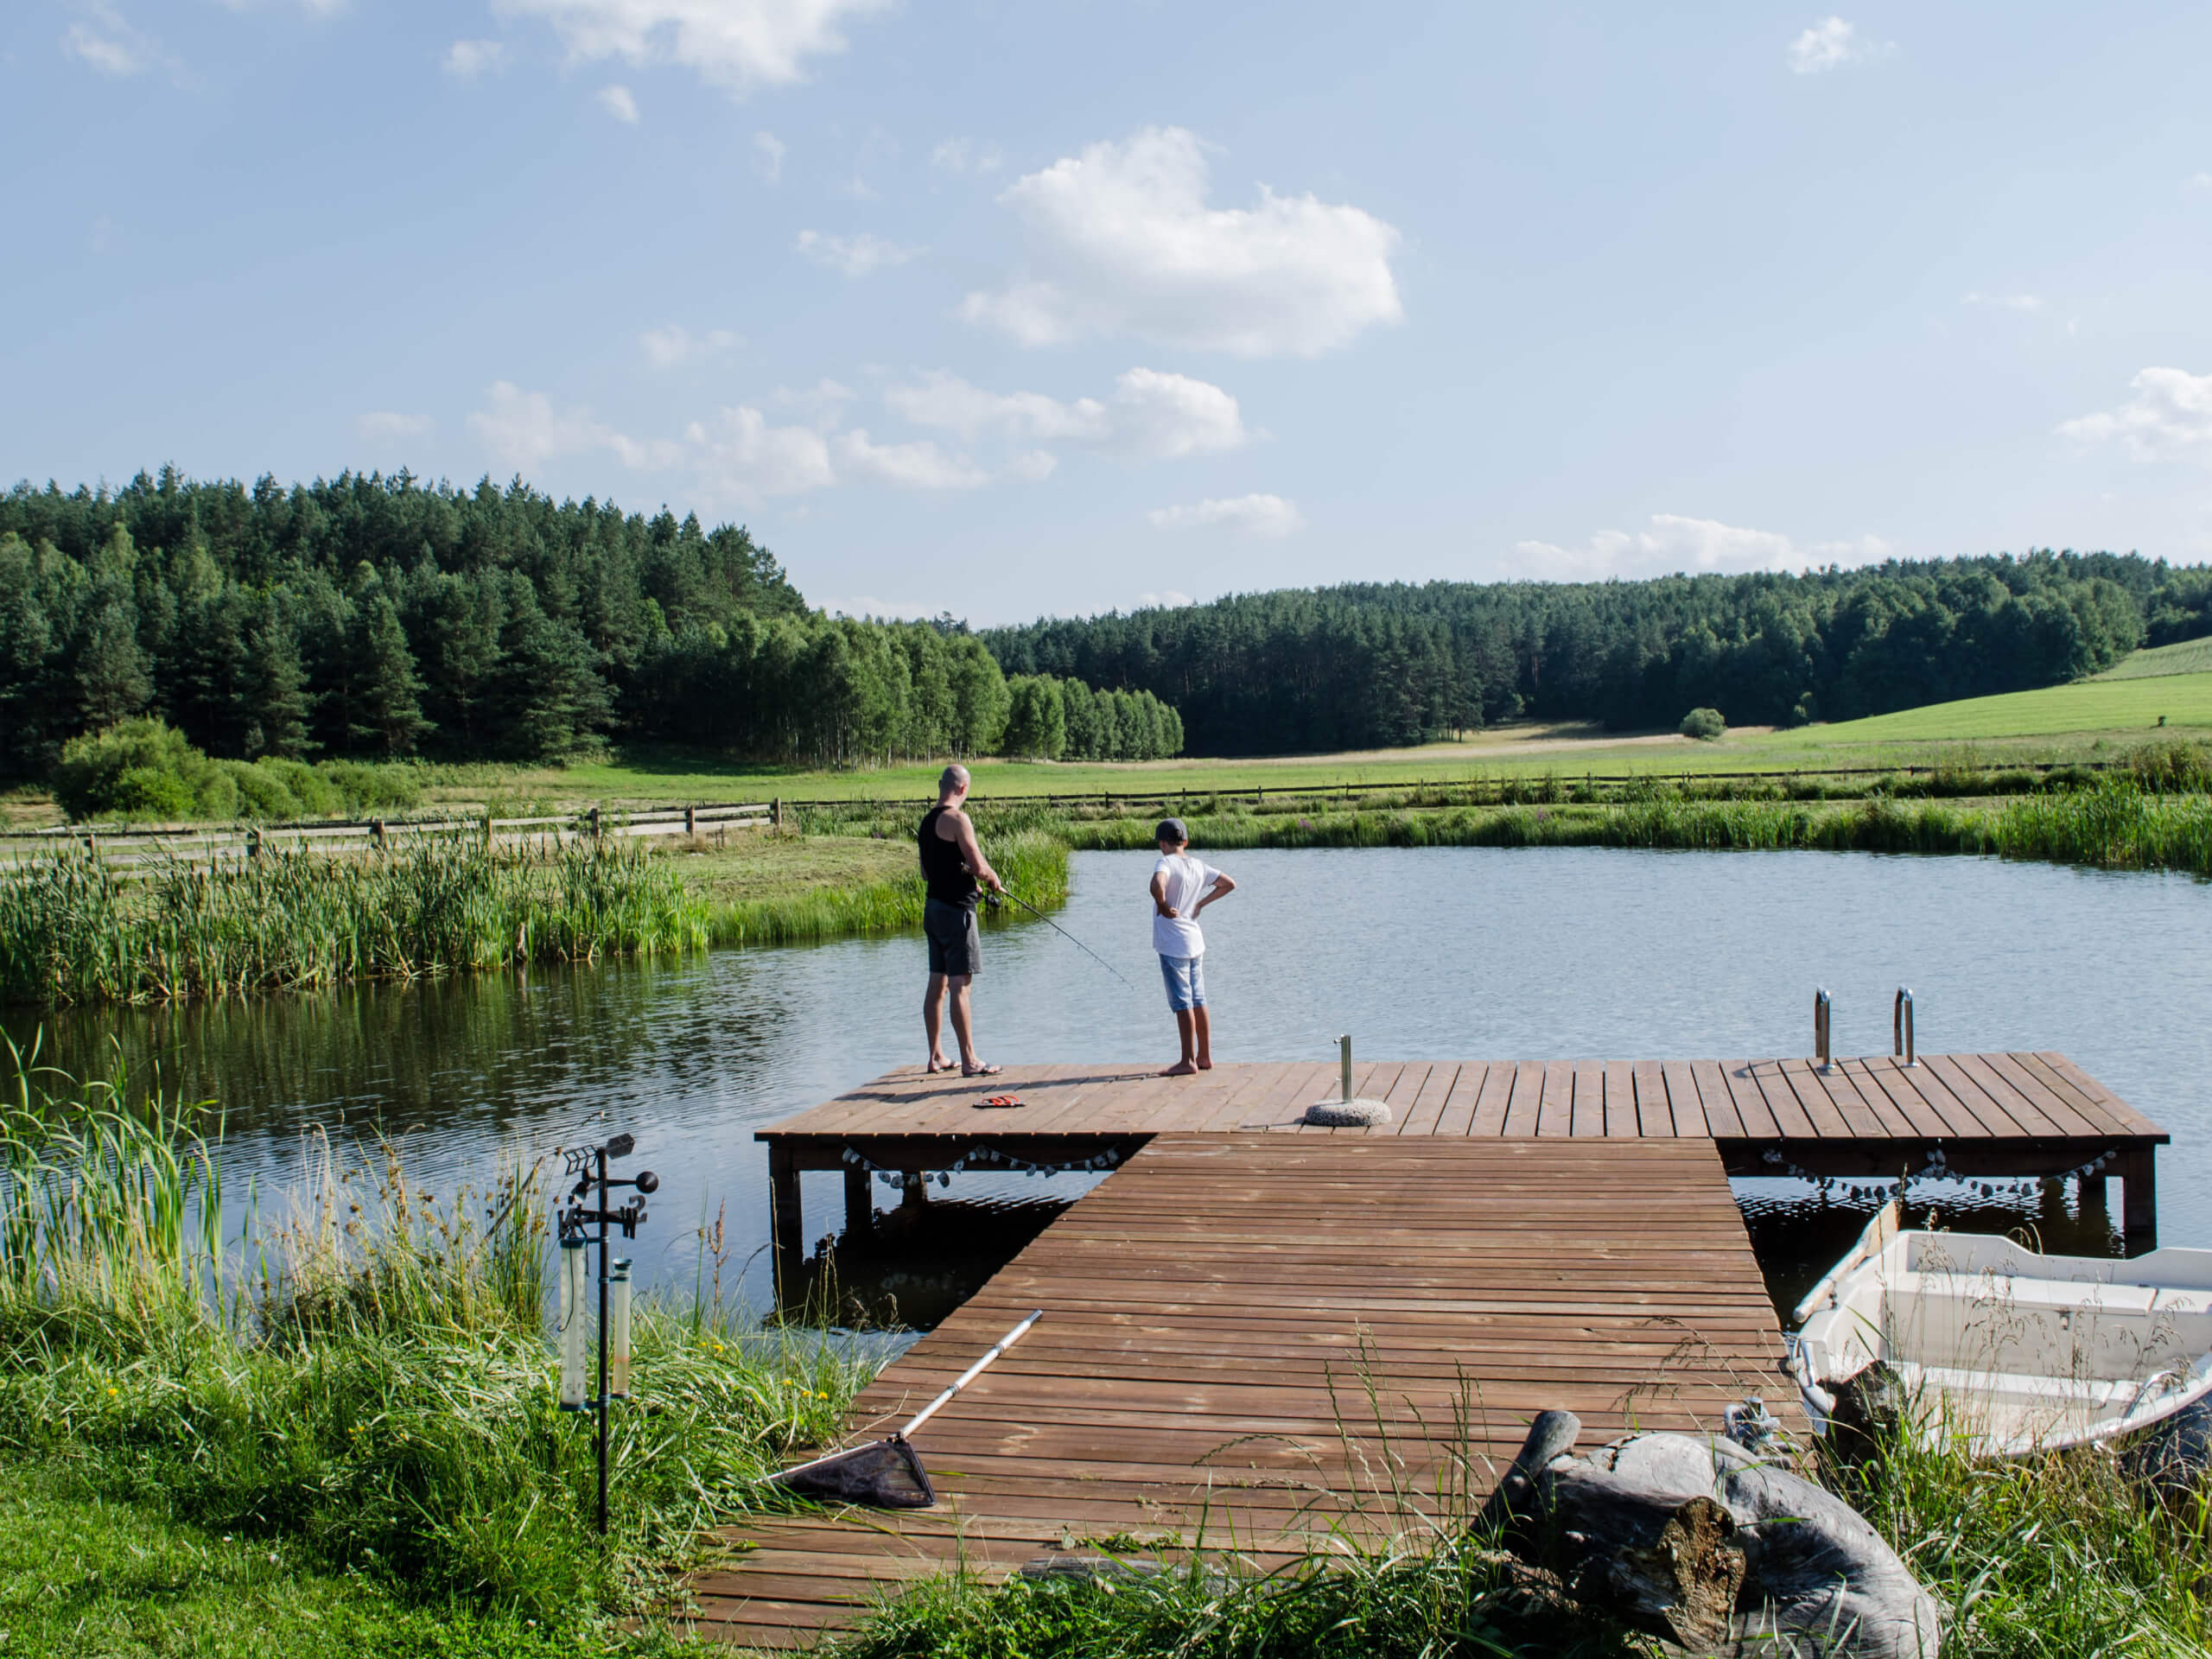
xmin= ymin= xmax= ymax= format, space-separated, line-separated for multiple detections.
xmin=962 ymin=126 xmax=1403 ymax=358
xmin=883 ymin=367 xmax=1248 ymax=461
xmin=641 ymin=325 xmax=741 ymax=366
xmin=1515 ymin=514 xmax=1891 ymax=579
xmin=1147 ymin=494 xmax=1303 ymax=538
xmin=1136 ymin=589 xmax=1195 ymax=608
xmin=359 ymin=411 xmax=435 ymax=441
xmin=684 ymin=405 xmax=837 ymax=501
xmin=596 ymin=83 xmax=640 ymax=122
xmin=774 ymin=378 xmax=856 ymax=421
xmin=2188 ymin=172 xmax=2212 ymax=193
xmin=468 ymin=381 xmax=680 ymax=471
xmin=832 ymin=430 xmax=989 ymax=491
xmin=1963 ymin=290 xmax=2043 ymax=313
xmin=491 ymin=0 xmax=890 ymax=96
xmin=62 ymin=3 xmax=176 ymax=79
xmin=2058 ymin=367 xmax=2212 ymax=463
xmin=753 ymin=130 xmax=785 ymax=182
xmin=795 ymin=229 xmax=920 ymax=276
xmin=1787 ymin=16 xmax=1892 ymax=74
xmin=1006 ymin=450 xmax=1057 ymax=480
xmin=443 ymin=38 xmax=507 ymax=78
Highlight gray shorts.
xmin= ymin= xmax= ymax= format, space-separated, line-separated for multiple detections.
xmin=924 ymin=898 xmax=981 ymax=977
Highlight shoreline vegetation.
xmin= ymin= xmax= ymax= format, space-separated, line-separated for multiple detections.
xmin=3 ymin=747 xmax=2209 ymax=1007
xmin=0 ymin=1045 xmax=881 ymax=1654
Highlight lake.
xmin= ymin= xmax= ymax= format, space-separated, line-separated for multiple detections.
xmin=10 ymin=845 xmax=2209 ymax=1322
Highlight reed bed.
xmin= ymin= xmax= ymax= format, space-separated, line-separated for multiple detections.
xmin=705 ymin=829 xmax=1070 ymax=947
xmin=0 ymin=839 xmax=712 ymax=1007
xmin=0 ymin=1041 xmax=880 ymax=1620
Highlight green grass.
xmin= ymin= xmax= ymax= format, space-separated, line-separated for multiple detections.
xmin=2 ymin=1461 xmax=668 ymax=1659
xmin=1789 ymin=673 xmax=2212 ymax=743
xmin=2098 ymin=636 xmax=2212 ymax=680
xmin=700 ymin=830 xmax=1070 ymax=948
xmin=0 ymin=1044 xmax=882 ymax=1637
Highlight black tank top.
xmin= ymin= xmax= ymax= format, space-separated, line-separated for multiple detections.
xmin=918 ymin=806 xmax=978 ymax=908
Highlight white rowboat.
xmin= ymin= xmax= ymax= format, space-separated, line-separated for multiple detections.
xmin=1787 ymin=1202 xmax=2212 ymax=1457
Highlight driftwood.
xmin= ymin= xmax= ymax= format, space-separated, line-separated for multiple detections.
xmin=1483 ymin=1409 xmax=1942 ymax=1659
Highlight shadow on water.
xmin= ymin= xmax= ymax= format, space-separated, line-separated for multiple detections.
xmin=784 ymin=1196 xmax=1071 ymax=1332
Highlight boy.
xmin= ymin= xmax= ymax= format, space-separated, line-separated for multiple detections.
xmin=1148 ymin=817 xmax=1236 ymax=1077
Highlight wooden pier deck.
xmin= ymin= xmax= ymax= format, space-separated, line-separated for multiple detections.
xmin=696 ymin=1135 xmax=1798 ymax=1649
xmin=697 ymin=1050 xmax=2166 ymax=1649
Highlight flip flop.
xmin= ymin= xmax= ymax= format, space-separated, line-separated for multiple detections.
xmin=976 ymin=1093 xmax=1024 ymax=1109
xmin=963 ymin=1062 xmax=1004 ymax=1077
xmin=925 ymin=1060 xmax=958 ymax=1074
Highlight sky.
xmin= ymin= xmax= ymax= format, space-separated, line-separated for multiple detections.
xmin=6 ymin=2 xmax=2212 ymax=626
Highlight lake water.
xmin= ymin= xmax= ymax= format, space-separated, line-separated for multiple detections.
xmin=10 ymin=846 xmax=2209 ymax=1323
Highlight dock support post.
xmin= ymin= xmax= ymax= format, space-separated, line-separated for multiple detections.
xmin=2120 ymin=1144 xmax=2158 ymax=1252
xmin=843 ymin=1166 xmax=872 ymax=1237
xmin=768 ymin=1144 xmax=804 ymax=1305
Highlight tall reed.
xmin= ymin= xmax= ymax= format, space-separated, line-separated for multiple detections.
xmin=0 ymin=1045 xmax=879 ymax=1618
xmin=0 ymin=839 xmax=711 ymax=1007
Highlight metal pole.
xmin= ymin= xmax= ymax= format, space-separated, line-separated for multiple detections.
xmin=1814 ymin=988 xmax=1832 ymax=1072
xmin=595 ymin=1145 xmax=609 ymax=1536
xmin=1339 ymin=1034 xmax=1353 ymax=1103
xmin=1893 ymin=988 xmax=1917 ymax=1067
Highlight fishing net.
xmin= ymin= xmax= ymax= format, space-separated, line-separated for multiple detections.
xmin=767 ymin=1434 xmax=936 ymax=1508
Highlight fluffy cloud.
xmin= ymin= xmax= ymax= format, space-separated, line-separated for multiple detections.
xmin=1963 ymin=290 xmax=2043 ymax=313
xmin=884 ymin=367 xmax=1248 ymax=461
xmin=2058 ymin=367 xmax=2212 ymax=462
xmin=491 ymin=0 xmax=890 ymax=95
xmin=1515 ymin=514 xmax=1891 ymax=579
xmin=962 ymin=126 xmax=1403 ymax=358
xmin=931 ymin=137 xmax=1001 ymax=175
xmin=595 ymin=83 xmax=640 ymax=122
xmin=684 ymin=405 xmax=836 ymax=500
xmin=794 ymin=229 xmax=919 ymax=276
xmin=359 ymin=411 xmax=435 ymax=440
xmin=443 ymin=38 xmax=507 ymax=77
xmin=831 ymin=430 xmax=989 ymax=491
xmin=62 ymin=3 xmax=176 ymax=78
xmin=640 ymin=325 xmax=741 ymax=366
xmin=1787 ymin=16 xmax=1892 ymax=74
xmin=1147 ymin=494 xmax=1303 ymax=538
xmin=468 ymin=381 xmax=678 ymax=470
xmin=815 ymin=595 xmax=940 ymax=620
xmin=753 ymin=130 xmax=785 ymax=182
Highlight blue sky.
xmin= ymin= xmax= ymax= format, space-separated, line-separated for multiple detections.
xmin=7 ymin=2 xmax=2212 ymax=625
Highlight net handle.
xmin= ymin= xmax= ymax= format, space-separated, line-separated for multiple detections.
xmin=899 ymin=1308 xmax=1044 ymax=1439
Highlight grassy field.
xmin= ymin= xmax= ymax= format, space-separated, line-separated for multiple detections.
xmin=2098 ymin=636 xmax=2212 ymax=680
xmin=1791 ymin=671 xmax=2212 ymax=743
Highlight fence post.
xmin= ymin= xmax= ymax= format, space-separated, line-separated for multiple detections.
xmin=483 ymin=815 xmax=493 ymax=851
xmin=772 ymin=798 xmax=783 ymax=830
xmin=372 ymin=817 xmax=386 ymax=850
xmin=685 ymin=805 xmax=697 ymax=837
xmin=588 ymin=807 xmax=601 ymax=841
xmin=248 ymin=828 xmax=262 ymax=862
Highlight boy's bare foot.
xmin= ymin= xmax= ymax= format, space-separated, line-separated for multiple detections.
xmin=926 ymin=1056 xmax=956 ymax=1073
xmin=1196 ymin=1058 xmax=1212 ymax=1070
xmin=1160 ymin=1060 xmax=1198 ymax=1077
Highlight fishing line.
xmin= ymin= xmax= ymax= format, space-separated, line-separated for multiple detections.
xmin=988 ymin=885 xmax=1142 ymax=994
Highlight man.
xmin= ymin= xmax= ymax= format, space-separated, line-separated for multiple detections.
xmin=918 ymin=764 xmax=1004 ymax=1076
xmin=1149 ymin=817 xmax=1236 ymax=1077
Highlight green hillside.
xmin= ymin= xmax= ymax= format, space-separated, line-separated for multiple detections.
xmin=1799 ymin=671 xmax=2212 ymax=742
xmin=2095 ymin=636 xmax=2212 ymax=680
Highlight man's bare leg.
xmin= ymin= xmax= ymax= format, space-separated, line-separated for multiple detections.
xmin=1193 ymin=1007 xmax=1212 ymax=1070
xmin=946 ymin=975 xmax=979 ymax=1070
xmin=1160 ymin=1008 xmax=1198 ymax=1077
xmin=923 ymin=973 xmax=951 ymax=1071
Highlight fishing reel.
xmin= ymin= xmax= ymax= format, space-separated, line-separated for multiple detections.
xmin=558 ymin=1132 xmax=658 ymax=1242
xmin=984 ymin=889 xmax=1006 ymax=912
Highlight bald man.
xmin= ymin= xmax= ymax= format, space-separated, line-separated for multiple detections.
xmin=918 ymin=764 xmax=1004 ymax=1076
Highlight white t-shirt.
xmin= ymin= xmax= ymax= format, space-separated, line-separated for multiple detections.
xmin=1151 ymin=853 xmax=1222 ymax=958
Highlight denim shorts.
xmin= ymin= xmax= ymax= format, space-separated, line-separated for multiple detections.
xmin=1159 ymin=953 xmax=1206 ymax=1012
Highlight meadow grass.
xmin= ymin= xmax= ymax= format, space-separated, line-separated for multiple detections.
xmin=0 ymin=839 xmax=713 ymax=1007
xmin=702 ymin=829 xmax=1070 ymax=948
xmin=0 ymin=1040 xmax=882 ymax=1634
xmin=2097 ymin=636 xmax=2212 ymax=681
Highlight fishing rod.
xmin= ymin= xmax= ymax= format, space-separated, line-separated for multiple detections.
xmin=988 ymin=884 xmax=1141 ymax=993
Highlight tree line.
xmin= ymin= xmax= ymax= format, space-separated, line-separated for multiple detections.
xmin=984 ymin=554 xmax=2210 ymax=755
xmin=0 ymin=468 xmax=1180 ymax=779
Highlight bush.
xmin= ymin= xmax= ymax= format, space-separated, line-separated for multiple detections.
xmin=51 ymin=720 xmax=238 ymax=822
xmin=1678 ymin=707 xmax=1726 ymax=741
xmin=321 ymin=760 xmax=422 ymax=815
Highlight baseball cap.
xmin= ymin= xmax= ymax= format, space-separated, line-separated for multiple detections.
xmin=1154 ymin=817 xmax=1188 ymax=843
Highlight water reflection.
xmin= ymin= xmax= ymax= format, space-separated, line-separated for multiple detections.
xmin=9 ymin=845 xmax=2208 ymax=1328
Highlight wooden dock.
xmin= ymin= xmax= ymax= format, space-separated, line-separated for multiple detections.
xmin=697 ymin=1135 xmax=1797 ymax=1649
xmin=696 ymin=1051 xmax=2167 ymax=1649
